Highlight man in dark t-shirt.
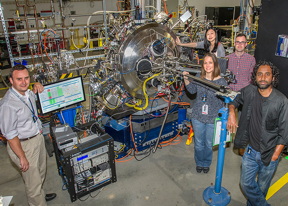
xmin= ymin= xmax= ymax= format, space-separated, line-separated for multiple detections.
xmin=227 ymin=61 xmax=288 ymax=206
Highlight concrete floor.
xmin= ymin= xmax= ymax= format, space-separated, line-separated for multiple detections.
xmin=0 ymin=138 xmax=288 ymax=206
xmin=0 ymin=83 xmax=287 ymax=206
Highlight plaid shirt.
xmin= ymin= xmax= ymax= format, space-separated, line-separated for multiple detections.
xmin=226 ymin=52 xmax=256 ymax=91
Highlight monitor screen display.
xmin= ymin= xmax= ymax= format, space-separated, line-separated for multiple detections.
xmin=37 ymin=76 xmax=86 ymax=114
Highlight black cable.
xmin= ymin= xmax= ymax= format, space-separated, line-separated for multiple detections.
xmin=83 ymin=67 xmax=90 ymax=79
xmin=110 ymin=109 xmax=135 ymax=119
xmin=89 ymin=187 xmax=104 ymax=198
xmin=133 ymin=146 xmax=152 ymax=161
xmin=188 ymin=79 xmax=219 ymax=93
xmin=78 ymin=194 xmax=90 ymax=201
xmin=61 ymin=175 xmax=68 ymax=190
xmin=73 ymin=126 xmax=89 ymax=132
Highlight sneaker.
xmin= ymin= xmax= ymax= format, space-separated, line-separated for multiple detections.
xmin=196 ymin=166 xmax=203 ymax=173
xmin=203 ymin=167 xmax=210 ymax=173
xmin=45 ymin=193 xmax=57 ymax=202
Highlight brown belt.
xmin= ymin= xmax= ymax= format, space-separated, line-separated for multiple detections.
xmin=20 ymin=133 xmax=38 ymax=142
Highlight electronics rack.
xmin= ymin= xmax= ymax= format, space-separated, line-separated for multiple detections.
xmin=50 ymin=121 xmax=117 ymax=202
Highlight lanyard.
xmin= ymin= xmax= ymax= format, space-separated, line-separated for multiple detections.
xmin=10 ymin=88 xmax=36 ymax=117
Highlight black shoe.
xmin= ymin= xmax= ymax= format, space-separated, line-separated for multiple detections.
xmin=45 ymin=193 xmax=57 ymax=202
xmin=203 ymin=167 xmax=210 ymax=173
xmin=196 ymin=166 xmax=203 ymax=173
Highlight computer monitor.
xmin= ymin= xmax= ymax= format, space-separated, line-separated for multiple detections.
xmin=37 ymin=76 xmax=86 ymax=114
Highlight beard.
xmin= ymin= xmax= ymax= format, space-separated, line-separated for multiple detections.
xmin=256 ymin=81 xmax=272 ymax=89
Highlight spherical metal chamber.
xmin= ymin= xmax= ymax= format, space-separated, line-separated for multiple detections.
xmin=118 ymin=23 xmax=179 ymax=99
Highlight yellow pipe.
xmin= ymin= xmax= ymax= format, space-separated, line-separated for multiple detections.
xmin=125 ymin=73 xmax=161 ymax=110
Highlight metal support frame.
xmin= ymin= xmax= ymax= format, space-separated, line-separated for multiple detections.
xmin=102 ymin=0 xmax=109 ymax=45
xmin=203 ymin=97 xmax=232 ymax=206
xmin=0 ymin=2 xmax=14 ymax=67
xmin=0 ymin=1 xmax=108 ymax=70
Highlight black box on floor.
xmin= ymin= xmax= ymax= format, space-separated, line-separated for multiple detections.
xmin=51 ymin=123 xmax=117 ymax=202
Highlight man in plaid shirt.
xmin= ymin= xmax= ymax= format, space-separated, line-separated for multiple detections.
xmin=227 ymin=33 xmax=256 ymax=91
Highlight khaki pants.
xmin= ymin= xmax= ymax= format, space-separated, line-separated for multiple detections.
xmin=7 ymin=134 xmax=47 ymax=206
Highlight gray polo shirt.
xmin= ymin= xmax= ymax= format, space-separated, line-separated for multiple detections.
xmin=0 ymin=88 xmax=41 ymax=140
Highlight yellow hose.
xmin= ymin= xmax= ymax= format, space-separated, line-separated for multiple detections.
xmin=125 ymin=73 xmax=161 ymax=110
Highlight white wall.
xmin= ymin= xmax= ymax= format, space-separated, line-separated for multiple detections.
xmin=179 ymin=0 xmax=261 ymax=16
xmin=1 ymin=0 xmax=262 ymax=19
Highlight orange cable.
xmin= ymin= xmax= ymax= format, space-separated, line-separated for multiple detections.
xmin=48 ymin=133 xmax=53 ymax=140
xmin=116 ymin=149 xmax=132 ymax=160
xmin=160 ymin=131 xmax=182 ymax=145
xmin=161 ymin=97 xmax=190 ymax=106
xmin=162 ymin=0 xmax=168 ymax=14
xmin=81 ymin=111 xmax=87 ymax=137
xmin=115 ymin=155 xmax=134 ymax=162
xmin=115 ymin=149 xmax=135 ymax=162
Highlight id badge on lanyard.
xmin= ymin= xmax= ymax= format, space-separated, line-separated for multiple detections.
xmin=202 ymin=104 xmax=208 ymax=115
xmin=201 ymin=94 xmax=208 ymax=115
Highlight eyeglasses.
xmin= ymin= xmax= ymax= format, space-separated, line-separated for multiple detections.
xmin=235 ymin=41 xmax=247 ymax=45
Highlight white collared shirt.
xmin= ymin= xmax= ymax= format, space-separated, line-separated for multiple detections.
xmin=0 ymin=88 xmax=41 ymax=140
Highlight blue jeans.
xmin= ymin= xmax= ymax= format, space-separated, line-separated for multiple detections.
xmin=240 ymin=146 xmax=279 ymax=206
xmin=191 ymin=118 xmax=214 ymax=167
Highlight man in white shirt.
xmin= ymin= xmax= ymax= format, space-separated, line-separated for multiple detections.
xmin=0 ymin=64 xmax=56 ymax=206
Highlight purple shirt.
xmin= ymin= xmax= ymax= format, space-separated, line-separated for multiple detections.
xmin=226 ymin=52 xmax=256 ymax=91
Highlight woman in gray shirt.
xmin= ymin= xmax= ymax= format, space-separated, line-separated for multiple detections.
xmin=183 ymin=53 xmax=227 ymax=173
xmin=176 ymin=27 xmax=225 ymax=58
